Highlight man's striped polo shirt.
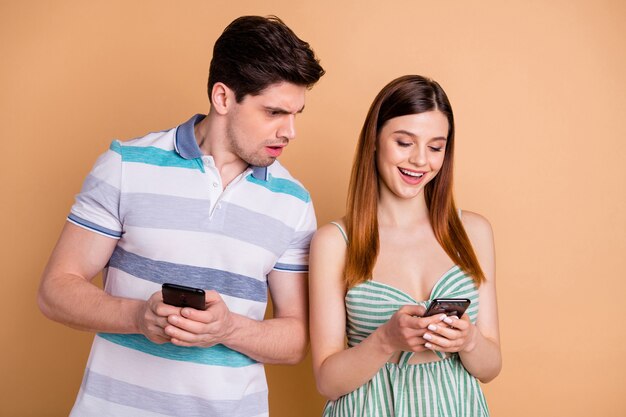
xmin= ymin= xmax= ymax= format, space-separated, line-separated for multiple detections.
xmin=66 ymin=114 xmax=316 ymax=417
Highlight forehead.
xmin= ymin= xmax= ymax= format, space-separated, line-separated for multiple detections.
xmin=380 ymin=111 xmax=449 ymax=138
xmin=244 ymin=82 xmax=307 ymax=112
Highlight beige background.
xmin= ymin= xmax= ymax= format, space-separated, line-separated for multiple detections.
xmin=2 ymin=0 xmax=625 ymax=416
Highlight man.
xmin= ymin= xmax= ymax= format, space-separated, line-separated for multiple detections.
xmin=38 ymin=15 xmax=324 ymax=416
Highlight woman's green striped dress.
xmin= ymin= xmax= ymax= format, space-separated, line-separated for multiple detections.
xmin=322 ymin=225 xmax=490 ymax=416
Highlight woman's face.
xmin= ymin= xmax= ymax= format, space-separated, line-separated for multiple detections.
xmin=376 ymin=110 xmax=449 ymax=201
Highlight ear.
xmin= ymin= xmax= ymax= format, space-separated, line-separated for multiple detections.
xmin=210 ymin=82 xmax=235 ymax=115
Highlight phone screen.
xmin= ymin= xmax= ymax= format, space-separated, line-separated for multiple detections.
xmin=162 ymin=283 xmax=207 ymax=310
xmin=423 ymin=298 xmax=470 ymax=318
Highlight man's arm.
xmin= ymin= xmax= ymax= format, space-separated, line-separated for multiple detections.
xmin=38 ymin=222 xmax=180 ymax=343
xmin=163 ymin=269 xmax=309 ymax=365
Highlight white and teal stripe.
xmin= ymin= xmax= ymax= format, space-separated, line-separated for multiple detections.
xmin=67 ymin=114 xmax=316 ymax=417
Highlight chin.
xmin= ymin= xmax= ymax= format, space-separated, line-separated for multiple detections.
xmin=396 ymin=186 xmax=425 ymax=200
xmin=244 ymin=156 xmax=276 ymax=167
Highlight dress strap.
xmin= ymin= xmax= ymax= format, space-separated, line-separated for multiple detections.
xmin=330 ymin=221 xmax=348 ymax=244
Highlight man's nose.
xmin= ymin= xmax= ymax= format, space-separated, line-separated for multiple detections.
xmin=278 ymin=115 xmax=296 ymax=140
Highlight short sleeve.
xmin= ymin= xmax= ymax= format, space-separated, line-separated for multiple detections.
xmin=67 ymin=141 xmax=123 ymax=239
xmin=273 ymin=200 xmax=317 ymax=273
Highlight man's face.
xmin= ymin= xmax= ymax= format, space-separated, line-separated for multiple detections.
xmin=225 ymin=82 xmax=307 ymax=167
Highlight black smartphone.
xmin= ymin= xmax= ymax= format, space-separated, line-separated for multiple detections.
xmin=162 ymin=283 xmax=207 ymax=310
xmin=423 ymin=298 xmax=471 ymax=318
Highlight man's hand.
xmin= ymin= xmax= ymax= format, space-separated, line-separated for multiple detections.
xmin=135 ymin=291 xmax=182 ymax=344
xmin=164 ymin=290 xmax=235 ymax=347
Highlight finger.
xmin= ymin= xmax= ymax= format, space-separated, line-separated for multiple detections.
xmin=423 ymin=333 xmax=455 ymax=350
xmin=152 ymin=334 xmax=171 ymax=344
xmin=164 ymin=324 xmax=201 ymax=343
xmin=170 ymin=337 xmax=217 ymax=348
xmin=145 ymin=324 xmax=171 ymax=343
xmin=170 ymin=338 xmax=195 ymax=347
xmin=442 ymin=315 xmax=469 ymax=330
xmin=179 ymin=306 xmax=212 ymax=322
xmin=413 ymin=345 xmax=431 ymax=353
xmin=169 ymin=336 xmax=203 ymax=347
xmin=167 ymin=314 xmax=211 ymax=333
xmin=154 ymin=302 xmax=182 ymax=317
xmin=426 ymin=323 xmax=464 ymax=340
xmin=424 ymin=341 xmax=461 ymax=353
xmin=415 ymin=314 xmax=449 ymax=329
xmin=203 ymin=290 xmax=223 ymax=305
xmin=152 ymin=316 xmax=171 ymax=330
xmin=423 ymin=329 xmax=467 ymax=352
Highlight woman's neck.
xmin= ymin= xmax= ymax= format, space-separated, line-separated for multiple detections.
xmin=377 ymin=189 xmax=430 ymax=228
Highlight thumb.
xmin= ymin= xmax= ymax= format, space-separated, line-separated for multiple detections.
xmin=203 ymin=289 xmax=223 ymax=306
xmin=399 ymin=304 xmax=426 ymax=317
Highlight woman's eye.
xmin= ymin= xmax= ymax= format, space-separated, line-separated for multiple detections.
xmin=429 ymin=146 xmax=443 ymax=152
xmin=396 ymin=141 xmax=412 ymax=147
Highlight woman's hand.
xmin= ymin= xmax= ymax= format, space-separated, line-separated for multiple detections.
xmin=421 ymin=314 xmax=478 ymax=353
xmin=377 ymin=305 xmax=445 ymax=354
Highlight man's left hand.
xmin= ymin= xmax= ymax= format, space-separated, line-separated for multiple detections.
xmin=164 ymin=290 xmax=235 ymax=347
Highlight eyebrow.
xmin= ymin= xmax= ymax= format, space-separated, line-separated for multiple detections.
xmin=265 ymin=105 xmax=305 ymax=115
xmin=393 ymin=130 xmax=447 ymax=141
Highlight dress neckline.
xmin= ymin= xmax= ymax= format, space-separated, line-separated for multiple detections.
xmin=357 ymin=264 xmax=461 ymax=303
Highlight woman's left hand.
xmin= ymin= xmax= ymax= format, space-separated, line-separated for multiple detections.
xmin=421 ymin=314 xmax=477 ymax=353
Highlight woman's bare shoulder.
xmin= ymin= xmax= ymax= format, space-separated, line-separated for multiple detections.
xmin=459 ymin=210 xmax=495 ymax=260
xmin=460 ymin=210 xmax=493 ymax=237
xmin=312 ymin=218 xmax=348 ymax=249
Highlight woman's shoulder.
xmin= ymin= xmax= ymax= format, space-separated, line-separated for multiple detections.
xmin=312 ymin=218 xmax=348 ymax=247
xmin=310 ymin=219 xmax=348 ymax=269
xmin=459 ymin=210 xmax=494 ymax=250
xmin=459 ymin=210 xmax=493 ymax=244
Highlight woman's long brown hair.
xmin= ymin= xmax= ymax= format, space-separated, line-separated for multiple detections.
xmin=344 ymin=75 xmax=485 ymax=288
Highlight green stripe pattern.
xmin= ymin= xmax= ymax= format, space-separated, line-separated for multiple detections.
xmin=324 ymin=266 xmax=489 ymax=416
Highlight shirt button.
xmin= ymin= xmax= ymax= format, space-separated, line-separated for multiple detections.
xmin=217 ymin=204 xmax=222 ymax=209
xmin=212 ymin=182 xmax=218 ymax=187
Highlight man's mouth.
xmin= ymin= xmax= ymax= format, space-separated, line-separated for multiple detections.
xmin=266 ymin=144 xmax=286 ymax=157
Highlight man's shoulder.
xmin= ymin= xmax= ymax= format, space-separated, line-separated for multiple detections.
xmin=115 ymin=125 xmax=177 ymax=150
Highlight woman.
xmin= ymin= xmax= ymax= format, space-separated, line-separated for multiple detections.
xmin=309 ymin=75 xmax=501 ymax=416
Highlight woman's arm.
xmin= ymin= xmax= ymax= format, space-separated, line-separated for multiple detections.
xmin=420 ymin=211 xmax=502 ymax=382
xmin=458 ymin=211 xmax=502 ymax=381
xmin=309 ymin=222 xmax=428 ymax=400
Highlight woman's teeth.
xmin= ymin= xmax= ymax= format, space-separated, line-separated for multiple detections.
xmin=399 ymin=168 xmax=424 ymax=178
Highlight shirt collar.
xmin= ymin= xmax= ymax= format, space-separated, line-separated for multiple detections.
xmin=174 ymin=114 xmax=268 ymax=181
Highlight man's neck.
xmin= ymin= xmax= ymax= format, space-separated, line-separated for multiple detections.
xmin=194 ymin=113 xmax=250 ymax=188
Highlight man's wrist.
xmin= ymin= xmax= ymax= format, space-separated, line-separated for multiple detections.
xmin=219 ymin=311 xmax=241 ymax=347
